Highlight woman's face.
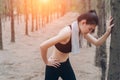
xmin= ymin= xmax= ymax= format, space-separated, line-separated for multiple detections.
xmin=78 ymin=20 xmax=96 ymax=34
xmin=80 ymin=24 xmax=96 ymax=34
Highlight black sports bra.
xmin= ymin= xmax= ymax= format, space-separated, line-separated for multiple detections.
xmin=55 ymin=25 xmax=71 ymax=53
xmin=55 ymin=38 xmax=71 ymax=53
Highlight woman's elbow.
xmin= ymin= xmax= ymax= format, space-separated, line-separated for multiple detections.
xmin=40 ymin=44 xmax=48 ymax=52
xmin=40 ymin=44 xmax=45 ymax=52
xmin=94 ymin=42 xmax=102 ymax=47
xmin=40 ymin=44 xmax=43 ymax=49
xmin=95 ymin=43 xmax=100 ymax=47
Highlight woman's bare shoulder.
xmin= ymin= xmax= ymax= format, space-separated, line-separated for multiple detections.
xmin=58 ymin=26 xmax=71 ymax=36
xmin=40 ymin=26 xmax=71 ymax=48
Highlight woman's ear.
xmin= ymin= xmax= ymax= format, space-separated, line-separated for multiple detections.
xmin=80 ymin=19 xmax=87 ymax=25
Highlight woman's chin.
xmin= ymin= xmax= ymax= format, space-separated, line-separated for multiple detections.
xmin=83 ymin=32 xmax=89 ymax=35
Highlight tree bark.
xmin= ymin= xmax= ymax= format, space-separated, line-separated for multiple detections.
xmin=24 ymin=0 xmax=29 ymax=35
xmin=31 ymin=0 xmax=34 ymax=32
xmin=10 ymin=0 xmax=15 ymax=42
xmin=95 ymin=0 xmax=107 ymax=80
xmin=0 ymin=15 xmax=3 ymax=50
xmin=107 ymin=0 xmax=120 ymax=80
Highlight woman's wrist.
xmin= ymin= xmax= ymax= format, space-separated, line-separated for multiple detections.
xmin=45 ymin=60 xmax=48 ymax=65
xmin=106 ymin=29 xmax=111 ymax=34
xmin=106 ymin=30 xmax=110 ymax=34
xmin=104 ymin=30 xmax=111 ymax=38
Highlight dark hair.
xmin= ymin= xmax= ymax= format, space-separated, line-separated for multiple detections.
xmin=77 ymin=10 xmax=99 ymax=25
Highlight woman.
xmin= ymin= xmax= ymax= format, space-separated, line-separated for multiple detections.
xmin=40 ymin=10 xmax=114 ymax=80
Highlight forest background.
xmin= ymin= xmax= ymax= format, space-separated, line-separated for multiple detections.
xmin=0 ymin=0 xmax=119 ymax=80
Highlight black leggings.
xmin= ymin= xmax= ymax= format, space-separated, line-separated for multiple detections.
xmin=45 ymin=59 xmax=76 ymax=80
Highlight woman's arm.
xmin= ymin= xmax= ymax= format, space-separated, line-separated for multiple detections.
xmin=40 ymin=26 xmax=71 ymax=65
xmin=84 ymin=17 xmax=114 ymax=46
xmin=84 ymin=31 xmax=110 ymax=46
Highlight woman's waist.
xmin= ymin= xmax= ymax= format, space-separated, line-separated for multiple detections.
xmin=49 ymin=52 xmax=69 ymax=63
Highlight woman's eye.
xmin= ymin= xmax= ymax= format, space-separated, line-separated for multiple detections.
xmin=89 ymin=28 xmax=95 ymax=33
xmin=89 ymin=28 xmax=92 ymax=31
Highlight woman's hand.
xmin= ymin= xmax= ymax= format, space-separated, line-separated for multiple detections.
xmin=46 ymin=58 xmax=61 ymax=68
xmin=106 ymin=16 xmax=114 ymax=33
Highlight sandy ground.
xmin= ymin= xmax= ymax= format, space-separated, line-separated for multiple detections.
xmin=0 ymin=12 xmax=101 ymax=80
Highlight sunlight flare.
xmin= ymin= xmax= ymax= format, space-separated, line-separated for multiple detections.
xmin=40 ymin=0 xmax=49 ymax=4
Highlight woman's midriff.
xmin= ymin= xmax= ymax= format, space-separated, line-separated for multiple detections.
xmin=48 ymin=48 xmax=69 ymax=63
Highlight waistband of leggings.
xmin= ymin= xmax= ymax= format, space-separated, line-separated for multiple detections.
xmin=60 ymin=58 xmax=69 ymax=64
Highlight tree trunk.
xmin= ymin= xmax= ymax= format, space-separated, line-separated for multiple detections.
xmin=95 ymin=0 xmax=107 ymax=80
xmin=31 ymin=0 xmax=34 ymax=32
xmin=0 ymin=0 xmax=3 ymax=50
xmin=0 ymin=15 xmax=3 ymax=50
xmin=24 ymin=0 xmax=29 ymax=35
xmin=10 ymin=0 xmax=15 ymax=42
xmin=36 ymin=14 xmax=39 ymax=31
xmin=107 ymin=0 xmax=120 ymax=80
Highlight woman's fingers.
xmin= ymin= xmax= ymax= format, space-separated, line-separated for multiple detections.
xmin=52 ymin=62 xmax=61 ymax=68
xmin=109 ymin=15 xmax=113 ymax=20
xmin=51 ymin=59 xmax=61 ymax=68
xmin=47 ymin=58 xmax=61 ymax=68
xmin=106 ymin=16 xmax=114 ymax=27
xmin=111 ymin=24 xmax=114 ymax=28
